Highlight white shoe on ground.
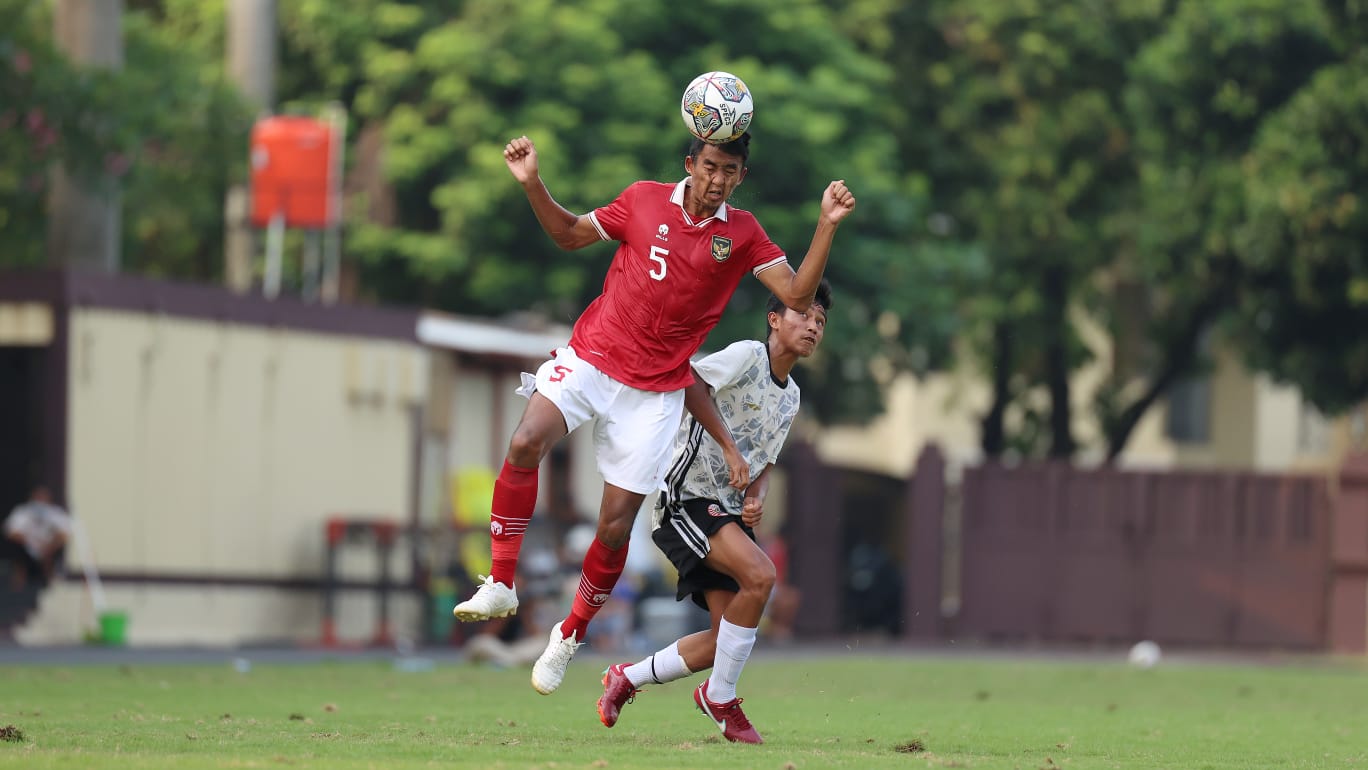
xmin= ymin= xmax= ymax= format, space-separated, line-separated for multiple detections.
xmin=530 ymin=621 xmax=582 ymax=695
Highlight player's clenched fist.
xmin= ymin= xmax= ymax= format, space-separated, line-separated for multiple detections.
xmin=503 ymin=136 xmax=539 ymax=184
xmin=822 ymin=180 xmax=855 ymax=226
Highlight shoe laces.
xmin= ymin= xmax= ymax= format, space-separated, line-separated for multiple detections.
xmin=719 ymin=698 xmax=752 ymax=730
xmin=547 ymin=632 xmax=582 ymax=664
xmin=472 ymin=575 xmax=507 ymax=594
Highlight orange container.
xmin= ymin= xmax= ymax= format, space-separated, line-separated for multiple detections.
xmin=249 ymin=116 xmax=335 ymax=228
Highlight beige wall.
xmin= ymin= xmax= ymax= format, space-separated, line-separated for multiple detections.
xmin=435 ymin=354 xmax=601 ymax=527
xmin=0 ymin=301 xmax=55 ymax=345
xmin=1169 ymin=347 xmax=1258 ymax=468
xmin=445 ymin=359 xmax=502 ymax=477
xmin=20 ymin=307 xmax=427 ymax=646
xmin=814 ymin=368 xmax=989 ymax=478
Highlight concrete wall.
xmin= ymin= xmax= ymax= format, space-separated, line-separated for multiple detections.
xmin=18 ymin=307 xmax=426 ymax=646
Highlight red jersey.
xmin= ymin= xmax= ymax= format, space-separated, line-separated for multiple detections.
xmin=570 ymin=179 xmax=788 ymax=391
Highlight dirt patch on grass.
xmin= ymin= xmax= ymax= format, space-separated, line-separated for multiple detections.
xmin=895 ymin=738 xmax=926 ymax=753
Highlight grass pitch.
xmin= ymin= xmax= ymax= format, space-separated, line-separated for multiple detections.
xmin=1 ymin=649 xmax=1364 ymax=769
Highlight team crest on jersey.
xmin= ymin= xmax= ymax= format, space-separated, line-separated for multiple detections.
xmin=711 ymin=235 xmax=732 ymax=263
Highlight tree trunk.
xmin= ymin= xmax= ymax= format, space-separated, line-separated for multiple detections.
xmin=1105 ymin=283 xmax=1233 ymax=463
xmin=980 ymin=321 xmax=1013 ymax=458
xmin=1044 ymin=265 xmax=1076 ymax=458
xmin=47 ymin=0 xmax=124 ymax=272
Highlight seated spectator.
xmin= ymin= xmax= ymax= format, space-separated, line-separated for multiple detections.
xmin=3 ymin=485 xmax=73 ymax=590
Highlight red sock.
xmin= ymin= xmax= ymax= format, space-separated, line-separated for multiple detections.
xmin=489 ymin=460 xmax=537 ymax=587
xmin=560 ymin=537 xmax=628 ymax=640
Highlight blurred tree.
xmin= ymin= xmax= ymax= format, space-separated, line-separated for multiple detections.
xmin=1106 ymin=0 xmax=1337 ymax=460
xmin=0 ymin=0 xmax=252 ymax=277
xmin=119 ymin=4 xmax=253 ymax=279
xmin=275 ymin=0 xmax=964 ymax=423
xmin=1235 ymin=53 xmax=1368 ymax=413
xmin=890 ymin=0 xmax=1359 ymax=462
xmin=0 ymin=0 xmax=122 ymax=266
xmin=13 ymin=0 xmax=1368 ymax=449
xmin=907 ymin=0 xmax=1165 ymax=458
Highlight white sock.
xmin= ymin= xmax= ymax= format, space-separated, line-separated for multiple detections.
xmin=623 ymin=641 xmax=692 ymax=688
xmin=705 ymin=619 xmax=757 ymax=703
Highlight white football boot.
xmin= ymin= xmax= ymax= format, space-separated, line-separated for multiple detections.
xmin=451 ymin=575 xmax=519 ymax=622
xmin=530 ymin=621 xmax=582 ymax=695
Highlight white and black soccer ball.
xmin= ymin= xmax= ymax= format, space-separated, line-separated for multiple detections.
xmin=680 ymin=71 xmax=754 ymax=144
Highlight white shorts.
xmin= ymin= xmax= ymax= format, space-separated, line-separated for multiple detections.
xmin=520 ymin=346 xmax=686 ymax=495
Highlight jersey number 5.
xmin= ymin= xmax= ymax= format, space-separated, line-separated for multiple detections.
xmin=649 ymin=245 xmax=668 ymax=281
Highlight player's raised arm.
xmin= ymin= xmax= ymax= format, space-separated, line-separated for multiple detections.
xmin=756 ymin=179 xmax=855 ymax=311
xmin=504 ymin=135 xmax=603 ymax=251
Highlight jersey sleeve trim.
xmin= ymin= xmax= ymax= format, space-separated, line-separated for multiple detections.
xmin=751 ymin=255 xmax=789 ymax=276
xmin=586 ymin=210 xmax=611 ymax=241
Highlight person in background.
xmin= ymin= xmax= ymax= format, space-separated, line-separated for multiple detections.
xmin=3 ymin=485 xmax=73 ymax=590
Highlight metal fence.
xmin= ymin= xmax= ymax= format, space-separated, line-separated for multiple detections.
xmin=785 ymin=444 xmax=1368 ymax=652
xmin=956 ymin=464 xmax=1330 ymax=648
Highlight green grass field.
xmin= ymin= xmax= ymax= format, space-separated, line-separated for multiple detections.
xmin=1 ymin=650 xmax=1364 ymax=769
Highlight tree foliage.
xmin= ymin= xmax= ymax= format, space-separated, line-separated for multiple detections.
xmin=904 ymin=0 xmax=1165 ymax=457
xmin=275 ymin=0 xmax=971 ymax=423
xmin=0 ymin=0 xmax=252 ymax=277
xmin=1 ymin=0 xmax=124 ymax=265
xmin=1235 ymin=54 xmax=1368 ymax=412
xmin=1099 ymin=0 xmax=1339 ymax=459
xmin=8 ymin=0 xmax=1368 ymax=452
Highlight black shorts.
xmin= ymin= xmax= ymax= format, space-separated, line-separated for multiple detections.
xmin=0 ymin=539 xmax=46 ymax=584
xmin=651 ymin=494 xmax=755 ymax=610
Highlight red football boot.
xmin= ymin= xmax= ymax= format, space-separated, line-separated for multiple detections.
xmin=693 ymin=679 xmax=763 ymax=744
xmin=597 ymin=663 xmax=641 ymax=728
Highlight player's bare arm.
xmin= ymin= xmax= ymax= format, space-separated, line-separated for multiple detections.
xmin=504 ymin=135 xmax=602 ymax=250
xmin=756 ymin=180 xmax=855 ymax=310
xmin=683 ymin=374 xmax=750 ymax=489
xmin=741 ymin=464 xmax=773 ymax=528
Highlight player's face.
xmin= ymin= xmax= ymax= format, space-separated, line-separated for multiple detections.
xmin=772 ymin=303 xmax=827 ymax=357
xmin=684 ymin=144 xmax=747 ymax=214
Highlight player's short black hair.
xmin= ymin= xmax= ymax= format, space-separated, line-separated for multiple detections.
xmin=688 ymin=132 xmax=751 ymax=165
xmin=765 ymin=278 xmax=833 ymax=338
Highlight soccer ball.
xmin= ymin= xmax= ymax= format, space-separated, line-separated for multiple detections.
xmin=1127 ymin=640 xmax=1162 ymax=669
xmin=680 ymin=71 xmax=754 ymax=144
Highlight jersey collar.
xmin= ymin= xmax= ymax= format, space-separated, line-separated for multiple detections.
xmin=671 ymin=178 xmax=729 ymax=225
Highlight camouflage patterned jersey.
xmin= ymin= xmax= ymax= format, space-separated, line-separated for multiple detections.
xmin=657 ymin=340 xmax=800 ymax=515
